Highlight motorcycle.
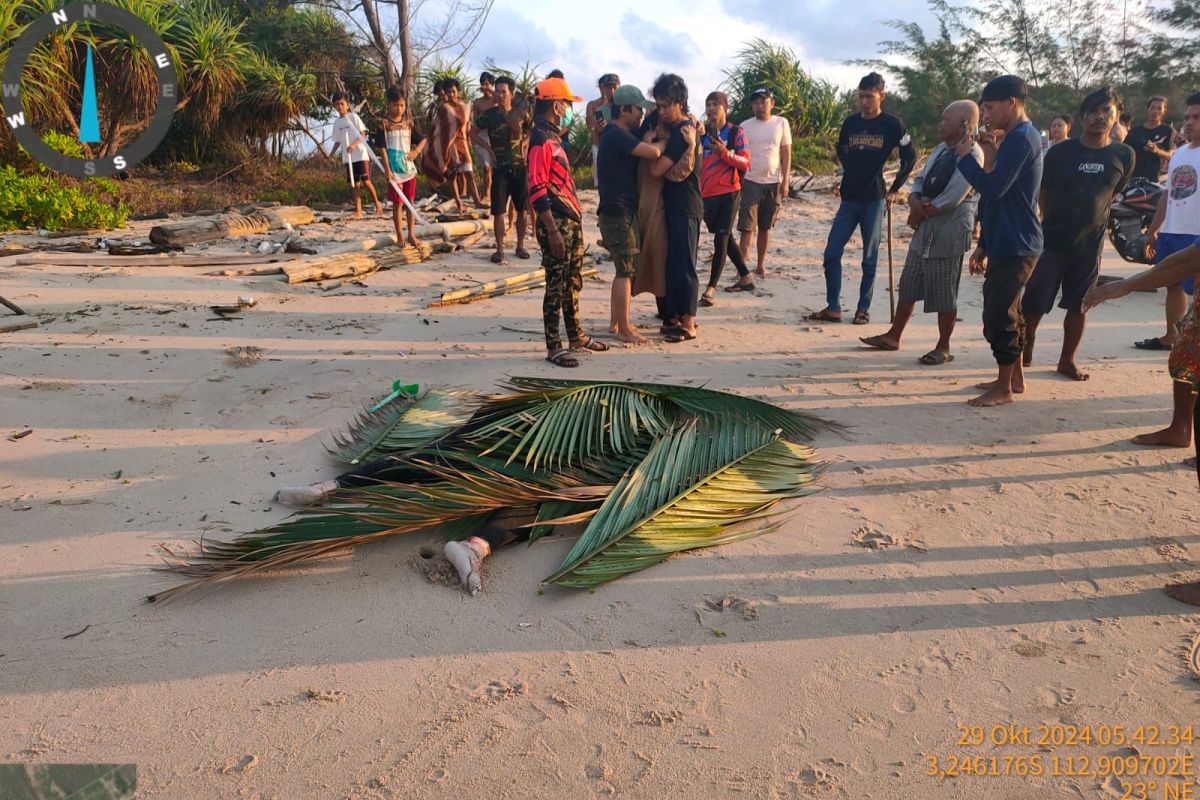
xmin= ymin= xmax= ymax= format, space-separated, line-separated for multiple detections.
xmin=1108 ymin=177 xmax=1163 ymax=264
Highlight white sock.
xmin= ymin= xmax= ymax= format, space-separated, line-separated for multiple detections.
xmin=273 ymin=479 xmax=339 ymax=507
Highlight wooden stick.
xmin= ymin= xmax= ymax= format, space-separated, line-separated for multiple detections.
xmin=0 ymin=321 xmax=38 ymax=333
xmin=0 ymin=295 xmax=27 ymax=316
xmin=16 ymin=253 xmax=296 ymax=268
xmin=203 ymin=266 xmax=288 ymax=277
xmin=886 ymin=200 xmax=896 ymax=323
xmin=429 ymin=269 xmax=598 ymax=307
xmin=439 ymin=268 xmax=546 ymax=302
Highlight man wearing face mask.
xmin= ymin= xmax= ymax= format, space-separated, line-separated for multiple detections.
xmin=528 ymin=77 xmax=610 ymax=367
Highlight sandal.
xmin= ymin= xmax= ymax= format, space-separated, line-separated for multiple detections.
xmin=663 ymin=326 xmax=697 ymax=343
xmin=859 ymin=335 xmax=899 ymax=352
xmin=515 ymin=247 xmax=530 ymax=259
xmin=490 ymin=251 xmax=505 ymax=264
xmin=918 ymin=350 xmax=954 ymax=365
xmin=807 ymin=309 xmax=842 ymax=322
xmin=546 ymin=348 xmax=579 ymax=367
xmin=1133 ymin=336 xmax=1172 ymax=351
xmin=852 ymin=309 xmax=870 ymax=325
xmin=700 ymin=289 xmax=716 ymax=307
xmin=725 ymin=282 xmax=755 ymax=292
xmin=570 ymin=336 xmax=610 ymax=353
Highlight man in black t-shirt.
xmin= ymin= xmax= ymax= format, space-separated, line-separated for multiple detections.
xmin=648 ymin=73 xmax=703 ymax=343
xmin=474 ymin=77 xmax=532 ymax=263
xmin=812 ymin=72 xmax=918 ymax=325
xmin=1124 ymin=97 xmax=1173 ymax=183
xmin=596 ymin=84 xmax=665 ymax=344
xmin=1022 ymin=86 xmax=1134 ymax=381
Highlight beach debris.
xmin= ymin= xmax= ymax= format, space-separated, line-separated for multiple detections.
xmin=62 ymin=624 xmax=91 ymax=639
xmin=222 ymin=755 xmax=259 ymax=774
xmin=149 ymin=206 xmax=314 ymax=247
xmin=282 ymin=243 xmax=432 ymax=284
xmin=0 ymin=295 xmax=28 ymax=316
xmin=8 ymin=429 xmax=33 ymax=441
xmin=149 ymin=378 xmax=836 ymax=603
xmin=210 ymin=297 xmax=257 ymax=317
xmin=225 ymin=346 xmax=265 ymax=367
xmin=429 ymin=267 xmax=600 ymax=307
xmin=0 ymin=321 xmax=38 ymax=334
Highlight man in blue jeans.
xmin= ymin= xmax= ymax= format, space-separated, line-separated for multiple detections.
xmin=811 ymin=73 xmax=917 ymax=325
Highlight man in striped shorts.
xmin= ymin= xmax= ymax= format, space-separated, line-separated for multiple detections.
xmin=860 ymin=100 xmax=983 ymax=365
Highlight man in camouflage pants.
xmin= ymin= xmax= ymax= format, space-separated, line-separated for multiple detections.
xmin=527 ymin=77 xmax=610 ymax=366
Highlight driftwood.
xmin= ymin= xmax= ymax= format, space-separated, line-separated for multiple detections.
xmin=149 ymin=206 xmax=314 ymax=246
xmin=428 ymin=268 xmax=599 ymax=307
xmin=282 ymin=243 xmax=432 ymax=284
xmin=203 ymin=265 xmax=290 ymax=277
xmin=438 ymin=268 xmax=547 ymax=303
xmin=1 ymin=295 xmax=27 ymax=316
xmin=314 ymin=221 xmax=488 ymax=259
xmin=0 ymin=321 xmax=38 ymax=333
xmin=14 ymin=253 xmax=296 ymax=268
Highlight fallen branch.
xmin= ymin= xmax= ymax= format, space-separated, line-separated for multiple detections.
xmin=149 ymin=206 xmax=314 ymax=247
xmin=0 ymin=295 xmax=27 ymax=316
xmin=0 ymin=321 xmax=38 ymax=333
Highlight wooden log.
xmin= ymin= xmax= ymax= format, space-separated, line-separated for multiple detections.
xmin=14 ymin=253 xmax=297 ymax=268
xmin=148 ymin=206 xmax=314 ymax=246
xmin=313 ymin=221 xmax=488 ymax=258
xmin=203 ymin=266 xmax=288 ymax=277
xmin=0 ymin=321 xmax=38 ymax=333
xmin=282 ymin=244 xmax=431 ymax=284
xmin=428 ymin=269 xmax=599 ymax=307
xmin=455 ymin=229 xmax=489 ymax=251
xmin=1 ymin=295 xmax=27 ymax=316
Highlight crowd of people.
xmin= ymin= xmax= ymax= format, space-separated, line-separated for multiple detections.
xmin=323 ymin=68 xmax=1200 ymax=492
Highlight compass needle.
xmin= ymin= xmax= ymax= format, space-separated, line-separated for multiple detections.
xmin=79 ymin=43 xmax=101 ymax=143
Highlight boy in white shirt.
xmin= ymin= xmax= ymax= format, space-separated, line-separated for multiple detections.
xmin=330 ymin=91 xmax=383 ymax=220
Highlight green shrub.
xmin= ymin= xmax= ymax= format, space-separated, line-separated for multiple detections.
xmin=791 ymin=135 xmax=838 ymax=175
xmin=0 ymin=165 xmax=128 ymax=231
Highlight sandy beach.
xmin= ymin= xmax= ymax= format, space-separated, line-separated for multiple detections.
xmin=3 ymin=190 xmax=1199 ymax=799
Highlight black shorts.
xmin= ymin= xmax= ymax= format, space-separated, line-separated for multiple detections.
xmin=703 ymin=191 xmax=740 ymax=235
xmin=490 ymin=166 xmax=529 ymax=216
xmin=1021 ymin=250 xmax=1099 ymax=315
xmin=346 ymin=160 xmax=370 ymax=186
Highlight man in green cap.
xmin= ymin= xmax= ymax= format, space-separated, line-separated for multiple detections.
xmin=597 ymin=84 xmax=667 ymax=344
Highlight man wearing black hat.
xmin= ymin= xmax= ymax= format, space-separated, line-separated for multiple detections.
xmin=955 ymin=74 xmax=1045 ymax=407
xmin=811 ymin=72 xmax=917 ymax=325
xmin=587 ymin=74 xmax=621 ymax=168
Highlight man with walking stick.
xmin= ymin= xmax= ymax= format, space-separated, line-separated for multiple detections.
xmin=860 ymin=101 xmax=983 ymax=364
xmin=810 ymin=72 xmax=917 ymax=325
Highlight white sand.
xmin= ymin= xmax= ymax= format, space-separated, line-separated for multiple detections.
xmin=2 ymin=192 xmax=1199 ymax=799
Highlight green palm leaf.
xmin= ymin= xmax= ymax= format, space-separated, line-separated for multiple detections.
xmin=327 ymin=387 xmax=482 ymax=465
xmin=504 ymin=376 xmax=842 ymax=442
xmin=463 ymin=382 xmax=673 ymax=471
xmin=542 ymin=418 xmax=823 ymax=589
xmin=151 ymin=458 xmax=611 ymax=602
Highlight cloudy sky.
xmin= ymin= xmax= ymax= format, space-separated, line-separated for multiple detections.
xmin=465 ymin=0 xmax=940 ymax=102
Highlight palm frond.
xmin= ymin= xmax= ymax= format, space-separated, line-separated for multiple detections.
xmin=462 ymin=382 xmax=674 ymax=471
xmin=151 ymin=458 xmax=612 ymax=602
xmin=542 ymin=418 xmax=823 ymax=589
xmin=327 ymin=387 xmax=482 ymax=465
xmin=504 ymin=376 xmax=844 ymax=442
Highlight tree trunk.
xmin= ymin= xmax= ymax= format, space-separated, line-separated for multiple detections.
xmin=361 ymin=0 xmax=398 ymax=89
xmin=149 ymin=206 xmax=315 ymax=247
xmin=398 ymin=0 xmax=414 ymax=96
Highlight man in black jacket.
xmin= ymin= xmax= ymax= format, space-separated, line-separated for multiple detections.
xmin=811 ymin=73 xmax=917 ymax=325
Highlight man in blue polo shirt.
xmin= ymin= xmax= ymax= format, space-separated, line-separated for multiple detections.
xmin=956 ymin=75 xmax=1044 ymax=407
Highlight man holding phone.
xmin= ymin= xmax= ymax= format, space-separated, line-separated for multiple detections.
xmin=587 ymin=74 xmax=620 ymax=168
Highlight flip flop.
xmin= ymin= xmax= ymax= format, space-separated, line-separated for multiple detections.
xmin=700 ymin=291 xmax=716 ymax=307
xmin=853 ymin=309 xmax=870 ymax=325
xmin=546 ymin=348 xmax=579 ymax=367
xmin=663 ymin=327 xmax=697 ymax=343
xmin=859 ymin=335 xmax=899 ymax=352
xmin=1133 ymin=337 xmax=1172 ymax=350
xmin=807 ymin=309 xmax=842 ymax=322
xmin=515 ymin=247 xmax=530 ymax=259
xmin=490 ymin=251 xmax=505 ymax=264
xmin=725 ymin=283 xmax=755 ymax=292
xmin=919 ymin=350 xmax=954 ymax=365
xmin=570 ymin=336 xmax=610 ymax=353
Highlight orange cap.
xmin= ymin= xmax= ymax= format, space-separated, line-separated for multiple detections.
xmin=535 ymin=77 xmax=583 ymax=103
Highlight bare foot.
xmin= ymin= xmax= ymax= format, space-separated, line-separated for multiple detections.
xmin=1131 ymin=427 xmax=1193 ymax=447
xmin=608 ymin=322 xmax=619 ymax=335
xmin=444 ymin=538 xmax=489 ymax=596
xmin=968 ymin=385 xmax=1015 ymax=407
xmin=755 ymin=267 xmax=768 ymax=278
xmin=406 ymin=236 xmax=420 ymax=249
xmin=615 ymin=329 xmax=647 ymax=345
xmin=975 ymin=379 xmax=1025 ymax=394
xmin=274 ymin=479 xmax=339 ymax=507
xmin=349 ymin=212 xmax=364 ymax=220
xmin=1056 ymin=361 xmax=1089 ymax=381
xmin=375 ymin=206 xmax=385 ymax=218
